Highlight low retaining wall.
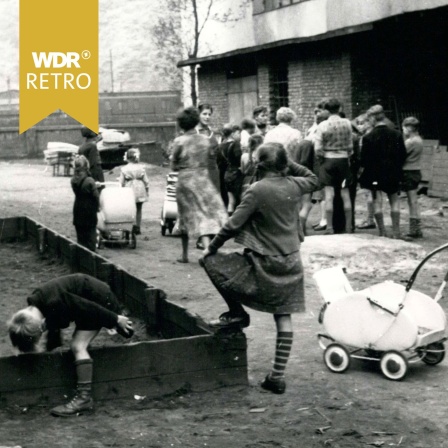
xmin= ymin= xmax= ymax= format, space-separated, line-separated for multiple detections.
xmin=0 ymin=216 xmax=248 ymax=406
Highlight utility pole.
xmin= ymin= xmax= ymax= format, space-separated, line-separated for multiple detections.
xmin=109 ymin=50 xmax=114 ymax=93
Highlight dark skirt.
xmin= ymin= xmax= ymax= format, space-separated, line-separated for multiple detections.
xmin=203 ymin=250 xmax=305 ymax=314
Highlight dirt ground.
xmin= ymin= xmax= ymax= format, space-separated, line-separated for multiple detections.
xmin=1 ymin=159 xmax=448 ymax=447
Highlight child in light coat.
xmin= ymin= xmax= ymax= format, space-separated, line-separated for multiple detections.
xmin=119 ymin=148 xmax=149 ymax=235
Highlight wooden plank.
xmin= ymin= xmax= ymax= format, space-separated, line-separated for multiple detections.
xmin=0 ymin=366 xmax=248 ymax=406
xmin=121 ymin=270 xmax=152 ymax=317
xmin=24 ymin=217 xmax=40 ymax=245
xmin=158 ymin=297 xmax=209 ymax=337
xmin=144 ymin=288 xmax=160 ymax=333
xmin=69 ymin=243 xmax=79 ymax=273
xmin=0 ymin=335 xmax=247 ymax=389
xmin=0 ymin=334 xmax=248 ymax=405
xmin=95 ymin=259 xmax=114 ymax=285
xmin=37 ymin=226 xmax=46 ymax=254
xmin=111 ymin=266 xmax=125 ymax=302
xmin=58 ymin=235 xmax=73 ymax=265
xmin=0 ymin=217 xmax=23 ymax=241
xmin=45 ymin=229 xmax=60 ymax=257
xmin=77 ymin=246 xmax=96 ymax=276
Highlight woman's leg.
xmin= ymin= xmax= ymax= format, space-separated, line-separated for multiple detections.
xmin=178 ymin=233 xmax=189 ymax=263
xmin=50 ymin=329 xmax=99 ymax=417
xmin=135 ymin=202 xmax=143 ymax=232
xmin=261 ymin=314 xmax=293 ymax=394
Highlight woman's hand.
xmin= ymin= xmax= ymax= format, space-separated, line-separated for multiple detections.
xmin=117 ymin=315 xmax=133 ymax=336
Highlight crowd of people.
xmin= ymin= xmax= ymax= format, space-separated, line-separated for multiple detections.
xmin=6 ymin=98 xmax=424 ymax=417
xmin=171 ymin=99 xmax=423 ymax=243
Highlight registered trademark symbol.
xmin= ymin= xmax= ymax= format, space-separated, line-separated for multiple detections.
xmin=81 ymin=50 xmax=91 ymax=59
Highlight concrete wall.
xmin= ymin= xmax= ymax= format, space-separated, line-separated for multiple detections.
xmin=198 ymin=0 xmax=448 ymax=58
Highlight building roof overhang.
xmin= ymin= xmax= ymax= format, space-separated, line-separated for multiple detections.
xmin=177 ymin=22 xmax=373 ymax=68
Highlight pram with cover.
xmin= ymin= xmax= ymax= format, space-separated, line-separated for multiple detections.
xmin=313 ymin=243 xmax=448 ymax=380
xmin=97 ymin=182 xmax=137 ymax=249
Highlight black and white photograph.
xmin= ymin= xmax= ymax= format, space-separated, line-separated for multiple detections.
xmin=1 ymin=0 xmax=448 ymax=446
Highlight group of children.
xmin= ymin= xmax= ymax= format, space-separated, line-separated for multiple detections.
xmin=6 ymin=101 xmax=425 ymax=417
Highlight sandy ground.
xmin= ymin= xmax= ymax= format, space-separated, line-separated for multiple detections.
xmin=1 ymin=159 xmax=448 ymax=447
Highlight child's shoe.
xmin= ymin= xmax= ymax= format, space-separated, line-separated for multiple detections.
xmin=260 ymin=374 xmax=286 ymax=394
xmin=50 ymin=390 xmax=94 ymax=417
xmin=209 ymin=311 xmax=250 ymax=329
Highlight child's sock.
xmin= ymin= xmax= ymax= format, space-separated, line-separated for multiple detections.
xmin=270 ymin=331 xmax=293 ymax=380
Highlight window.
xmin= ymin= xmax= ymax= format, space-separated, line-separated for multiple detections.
xmin=253 ymin=0 xmax=311 ymax=14
xmin=269 ymin=63 xmax=289 ymax=123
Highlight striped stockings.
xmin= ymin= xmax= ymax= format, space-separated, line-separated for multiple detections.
xmin=271 ymin=331 xmax=293 ymax=380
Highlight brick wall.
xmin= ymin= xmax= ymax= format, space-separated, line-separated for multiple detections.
xmin=429 ymin=145 xmax=448 ymax=198
xmin=197 ymin=40 xmax=359 ymax=135
xmin=288 ymin=45 xmax=352 ymax=135
xmin=197 ymin=65 xmax=229 ymax=130
xmin=350 ymin=36 xmax=384 ymax=119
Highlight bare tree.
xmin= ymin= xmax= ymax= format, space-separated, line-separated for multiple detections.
xmin=152 ymin=0 xmax=248 ymax=106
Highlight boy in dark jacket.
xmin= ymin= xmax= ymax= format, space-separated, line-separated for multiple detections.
xmin=359 ymin=105 xmax=407 ymax=238
xmin=7 ymin=273 xmax=133 ymax=417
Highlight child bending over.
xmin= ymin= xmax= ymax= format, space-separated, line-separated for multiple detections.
xmin=7 ymin=273 xmax=133 ymax=417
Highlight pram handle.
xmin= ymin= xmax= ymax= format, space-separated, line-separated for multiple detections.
xmin=406 ymin=242 xmax=448 ymax=292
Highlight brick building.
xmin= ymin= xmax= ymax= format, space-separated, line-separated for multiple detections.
xmin=178 ymin=0 xmax=448 ymax=144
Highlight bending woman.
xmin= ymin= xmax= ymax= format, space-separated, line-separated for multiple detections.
xmin=201 ymin=142 xmax=318 ymax=394
xmin=171 ymin=106 xmax=228 ymax=263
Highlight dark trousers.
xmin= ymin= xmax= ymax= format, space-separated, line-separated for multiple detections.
xmin=75 ymin=226 xmax=97 ymax=252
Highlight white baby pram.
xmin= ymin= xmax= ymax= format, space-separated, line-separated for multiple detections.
xmin=313 ymin=243 xmax=448 ymax=380
xmin=160 ymin=172 xmax=178 ymax=236
xmin=97 ymin=182 xmax=137 ymax=249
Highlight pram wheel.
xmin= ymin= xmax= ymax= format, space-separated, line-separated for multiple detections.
xmin=419 ymin=342 xmax=445 ymax=366
xmin=323 ymin=343 xmax=351 ymax=373
xmin=380 ymin=351 xmax=408 ymax=381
